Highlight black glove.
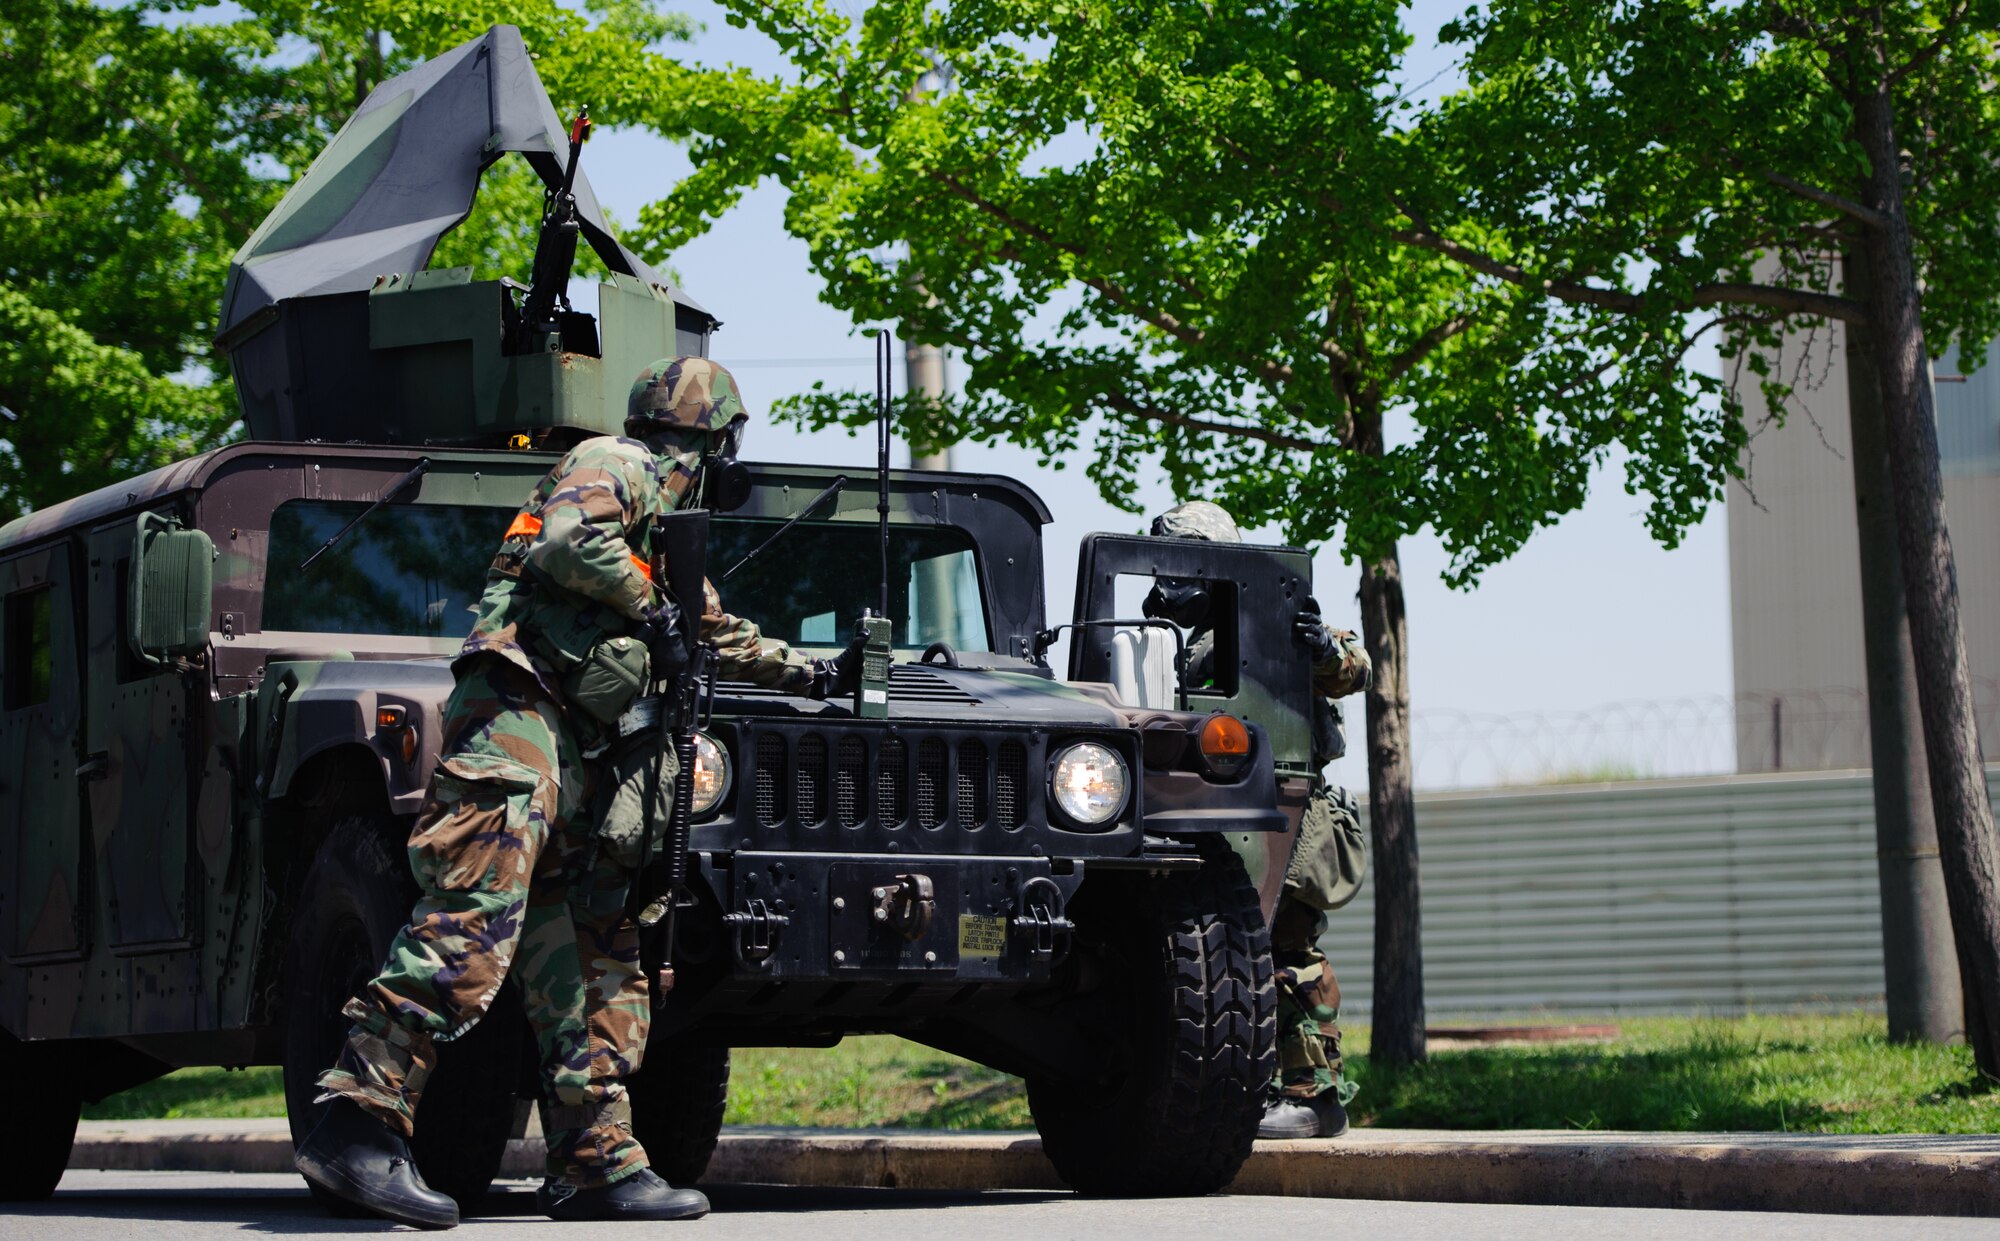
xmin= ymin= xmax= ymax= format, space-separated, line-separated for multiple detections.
xmin=805 ymin=645 xmax=865 ymax=701
xmin=636 ymin=602 xmax=689 ymax=684
xmin=1293 ymin=597 xmax=1338 ymax=664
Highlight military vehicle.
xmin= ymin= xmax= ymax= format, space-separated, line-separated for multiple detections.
xmin=0 ymin=26 xmax=1323 ymax=1204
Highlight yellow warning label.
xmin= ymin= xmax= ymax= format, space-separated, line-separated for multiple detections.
xmin=958 ymin=914 xmax=1007 ymax=958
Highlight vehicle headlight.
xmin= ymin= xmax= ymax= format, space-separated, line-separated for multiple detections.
xmin=690 ymin=731 xmax=730 ymax=817
xmin=1050 ymin=741 xmax=1129 ymax=828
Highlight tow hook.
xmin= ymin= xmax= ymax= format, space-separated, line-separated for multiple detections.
xmin=1011 ymin=876 xmax=1074 ymax=962
xmin=723 ymin=898 xmax=791 ymax=966
xmin=871 ymin=874 xmax=936 ymax=942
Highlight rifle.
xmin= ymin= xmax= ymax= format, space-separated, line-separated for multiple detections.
xmin=628 ymin=510 xmax=711 ymax=997
xmin=511 ymin=107 xmax=591 ymax=354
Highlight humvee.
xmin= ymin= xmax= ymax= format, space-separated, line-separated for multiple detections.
xmin=0 ymin=26 xmax=1321 ymax=1203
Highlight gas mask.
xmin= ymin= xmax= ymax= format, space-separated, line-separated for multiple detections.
xmin=1142 ymin=576 xmax=1213 ymax=630
xmin=701 ymin=415 xmax=753 ymax=512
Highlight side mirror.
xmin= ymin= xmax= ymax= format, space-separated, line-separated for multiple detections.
xmin=129 ymin=512 xmax=215 ymax=666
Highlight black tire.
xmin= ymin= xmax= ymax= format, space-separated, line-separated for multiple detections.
xmin=282 ymin=814 xmax=522 ymax=1212
xmin=628 ymin=1040 xmax=730 ymax=1186
xmin=1026 ymin=838 xmax=1275 ymax=1196
xmin=0 ymin=1033 xmax=79 ymax=1200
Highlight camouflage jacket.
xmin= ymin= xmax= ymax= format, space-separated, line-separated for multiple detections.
xmin=461 ymin=436 xmax=809 ymax=697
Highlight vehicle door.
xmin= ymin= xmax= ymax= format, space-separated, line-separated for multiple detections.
xmin=0 ymin=541 xmax=88 ymax=964
xmin=1070 ymin=534 xmax=1318 ymax=910
xmin=81 ymin=518 xmax=196 ymax=952
xmin=1070 ymin=533 xmax=1317 ymax=776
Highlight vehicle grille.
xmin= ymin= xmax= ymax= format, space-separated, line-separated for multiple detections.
xmin=996 ymin=741 xmax=1028 ymax=830
xmin=736 ymin=726 xmax=1059 ymax=840
xmin=957 ymin=740 xmax=989 ymax=826
xmin=915 ymin=739 xmax=948 ymax=829
xmin=755 ymin=733 xmax=786 ymax=824
xmin=796 ymin=733 xmax=828 ymax=826
xmin=834 ymin=736 xmax=867 ymax=829
xmin=878 ymin=736 xmax=909 ymax=824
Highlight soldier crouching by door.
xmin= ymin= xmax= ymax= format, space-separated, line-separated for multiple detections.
xmin=1143 ymin=501 xmax=1371 ymax=1140
xmin=294 ymin=359 xmax=857 ymax=1228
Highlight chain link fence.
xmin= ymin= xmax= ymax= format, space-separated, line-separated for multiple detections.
xmin=1324 ymin=679 xmax=2000 ymax=791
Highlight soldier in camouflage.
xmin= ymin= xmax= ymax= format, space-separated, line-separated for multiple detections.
xmin=295 ymin=359 xmax=853 ymax=1228
xmin=1145 ymin=502 xmax=1371 ymax=1141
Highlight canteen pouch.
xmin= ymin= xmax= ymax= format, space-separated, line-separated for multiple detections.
xmin=560 ymin=635 xmax=651 ymax=725
xmin=593 ymin=732 xmax=680 ymax=869
xmin=1284 ymin=784 xmax=1369 ymax=911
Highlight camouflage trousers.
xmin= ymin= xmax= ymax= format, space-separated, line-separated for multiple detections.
xmin=1272 ymin=896 xmax=1354 ymax=1103
xmin=316 ymin=655 xmax=654 ymax=1187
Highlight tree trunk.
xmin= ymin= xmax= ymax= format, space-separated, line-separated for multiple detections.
xmin=1854 ymin=85 xmax=2000 ymax=1076
xmin=1842 ymin=245 xmax=1965 ymax=1044
xmin=1359 ymin=546 xmax=1424 ymax=1065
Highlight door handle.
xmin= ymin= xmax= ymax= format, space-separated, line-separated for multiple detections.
xmin=76 ymin=752 xmax=110 ymax=780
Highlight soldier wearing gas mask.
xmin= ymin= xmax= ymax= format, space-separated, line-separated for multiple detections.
xmin=295 ymin=358 xmax=857 ymax=1227
xmin=1144 ymin=501 xmax=1371 ymax=1140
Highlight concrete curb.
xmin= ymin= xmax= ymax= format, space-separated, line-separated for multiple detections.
xmin=69 ymin=1122 xmax=2000 ymax=1217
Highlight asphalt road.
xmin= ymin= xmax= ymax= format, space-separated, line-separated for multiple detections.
xmin=6 ymin=1172 xmax=1999 ymax=1241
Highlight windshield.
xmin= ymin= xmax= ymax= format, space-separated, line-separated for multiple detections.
xmin=268 ymin=500 xmax=508 ymax=636
xmin=263 ymin=503 xmax=993 ymax=651
xmin=711 ymin=518 xmax=990 ymax=652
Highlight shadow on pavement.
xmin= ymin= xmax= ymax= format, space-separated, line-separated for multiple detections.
xmin=21 ymin=1180 xmax=1068 ymax=1231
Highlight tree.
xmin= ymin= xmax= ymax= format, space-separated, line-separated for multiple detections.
xmin=0 ymin=0 xmax=692 ymax=520
xmin=1417 ymin=0 xmax=2000 ymax=1075
xmin=637 ymin=0 xmax=1770 ymax=1063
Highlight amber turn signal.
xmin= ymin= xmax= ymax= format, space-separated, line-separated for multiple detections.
xmin=1198 ymin=713 xmax=1251 ymax=779
xmin=377 ymin=706 xmax=418 ymax=764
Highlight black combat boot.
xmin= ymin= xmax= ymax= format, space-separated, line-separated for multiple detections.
xmin=294 ymin=1097 xmax=460 ymax=1230
xmin=538 ymin=1167 xmax=710 ymax=1221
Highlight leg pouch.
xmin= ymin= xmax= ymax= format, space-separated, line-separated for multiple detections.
xmin=1283 ymin=784 xmax=1369 ymax=912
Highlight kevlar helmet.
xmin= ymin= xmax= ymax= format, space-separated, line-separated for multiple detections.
xmin=629 ymin=356 xmax=754 ymax=511
xmin=1149 ymin=500 xmax=1241 ymax=545
xmin=627 ymin=356 xmax=750 ymax=447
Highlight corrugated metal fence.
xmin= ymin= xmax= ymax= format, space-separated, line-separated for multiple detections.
xmin=1322 ymin=767 xmax=2000 ymax=1016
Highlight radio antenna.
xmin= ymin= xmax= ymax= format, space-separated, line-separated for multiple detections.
xmin=874 ymin=329 xmax=893 ymax=621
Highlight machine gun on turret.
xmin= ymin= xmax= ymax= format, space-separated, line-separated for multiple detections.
xmin=509 ymin=107 xmax=594 ymax=355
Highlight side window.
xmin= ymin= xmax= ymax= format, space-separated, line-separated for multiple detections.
xmin=4 ymin=584 xmax=53 ymax=710
xmin=1112 ymin=572 xmax=1241 ymax=697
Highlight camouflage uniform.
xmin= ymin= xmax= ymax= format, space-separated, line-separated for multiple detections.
xmin=1275 ymin=633 xmax=1370 ymax=1104
xmin=1148 ymin=502 xmax=1371 ymax=1106
xmin=318 ymin=359 xmax=808 ymax=1188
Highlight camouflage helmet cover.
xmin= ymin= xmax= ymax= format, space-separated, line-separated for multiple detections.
xmin=1151 ymin=500 xmax=1242 ymax=544
xmin=627 ymin=356 xmax=748 ymax=435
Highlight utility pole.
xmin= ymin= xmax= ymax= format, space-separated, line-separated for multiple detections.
xmin=1843 ymin=245 xmax=1964 ymax=1044
xmin=906 ymin=340 xmax=951 ymax=473
xmin=906 ymin=339 xmax=959 ymax=642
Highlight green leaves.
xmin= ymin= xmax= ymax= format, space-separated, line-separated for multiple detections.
xmin=634 ymin=0 xmax=1995 ymax=588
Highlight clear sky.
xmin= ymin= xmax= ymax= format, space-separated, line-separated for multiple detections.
xmin=577 ymin=0 xmax=1737 ymax=790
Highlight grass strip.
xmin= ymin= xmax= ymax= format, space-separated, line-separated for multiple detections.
xmin=82 ymin=1012 xmax=1995 ymax=1134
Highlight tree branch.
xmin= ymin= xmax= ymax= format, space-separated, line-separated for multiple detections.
xmin=1098 ymin=392 xmax=1321 ymax=453
xmin=1887 ymin=0 xmax=1970 ymax=85
xmin=922 ymin=321 xmax=1331 ymax=455
xmin=1387 ymin=210 xmax=1868 ymax=325
xmin=1381 ymin=312 xmax=1478 ymax=387
xmin=1757 ymin=169 xmax=1889 ymax=230
xmin=961 ymin=221 xmax=1308 ymax=406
